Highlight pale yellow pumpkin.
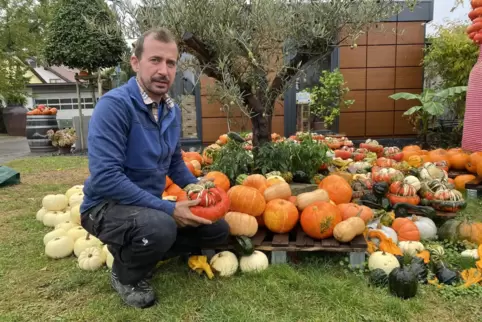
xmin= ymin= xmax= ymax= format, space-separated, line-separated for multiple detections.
xmin=295 ymin=189 xmax=330 ymax=210
xmin=78 ymin=247 xmax=106 ymax=270
xmin=263 ymin=182 xmax=291 ymax=202
xmin=239 ymin=251 xmax=269 ymax=273
xmin=65 ymin=185 xmax=84 ymax=200
xmin=43 ymin=228 xmax=68 ymax=246
xmin=69 ymin=192 xmax=84 ymax=207
xmin=70 ymin=204 xmax=81 ymax=225
xmin=67 ymin=226 xmax=88 ymax=241
xmin=43 ymin=210 xmax=68 ymax=228
xmin=74 ymin=233 xmax=102 ymax=257
xmin=36 ymin=207 xmax=48 ymax=222
xmin=42 ymin=194 xmax=68 ymax=211
xmin=224 ymin=212 xmax=258 ymax=237
xmin=45 ymin=236 xmax=74 ymax=259
xmin=210 ymin=251 xmax=239 ymax=277
xmin=55 ymin=221 xmax=77 ymax=232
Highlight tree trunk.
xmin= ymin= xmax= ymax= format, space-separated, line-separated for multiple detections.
xmin=246 ymin=93 xmax=273 ymax=146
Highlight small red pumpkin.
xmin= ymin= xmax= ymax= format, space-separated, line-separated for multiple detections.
xmin=186 ymin=182 xmax=230 ymax=221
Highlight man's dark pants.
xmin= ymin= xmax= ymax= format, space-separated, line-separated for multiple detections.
xmin=81 ymin=200 xmax=230 ymax=285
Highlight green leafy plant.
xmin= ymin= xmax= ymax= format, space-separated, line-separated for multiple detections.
xmin=289 ymin=137 xmax=329 ymax=178
xmin=208 ymin=140 xmax=253 ymax=185
xmin=253 ymin=141 xmax=292 ymax=175
xmin=46 ymin=128 xmax=77 ymax=147
xmin=307 ymin=68 xmax=354 ymax=128
xmin=423 ymin=21 xmax=480 ymax=125
xmin=389 ymin=86 xmax=467 ymax=148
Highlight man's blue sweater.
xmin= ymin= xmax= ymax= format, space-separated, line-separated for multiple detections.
xmin=80 ymin=77 xmax=198 ymax=216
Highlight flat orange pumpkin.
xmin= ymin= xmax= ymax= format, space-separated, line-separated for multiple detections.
xmin=300 ymin=201 xmax=342 ymax=239
xmin=318 ymin=175 xmax=353 ymax=205
xmin=263 ymin=199 xmax=299 ymax=233
xmin=337 ymin=203 xmax=374 ymax=223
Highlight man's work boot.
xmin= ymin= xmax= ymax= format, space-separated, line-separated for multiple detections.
xmin=111 ymin=272 xmax=156 ymax=308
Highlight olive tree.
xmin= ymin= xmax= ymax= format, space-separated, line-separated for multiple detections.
xmin=43 ymin=0 xmax=127 ymax=74
xmin=109 ymin=0 xmax=419 ymax=146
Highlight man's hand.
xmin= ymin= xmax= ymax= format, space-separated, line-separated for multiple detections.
xmin=172 ymin=199 xmax=212 ymax=228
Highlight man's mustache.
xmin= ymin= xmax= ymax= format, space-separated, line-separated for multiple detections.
xmin=152 ymin=76 xmax=170 ymax=82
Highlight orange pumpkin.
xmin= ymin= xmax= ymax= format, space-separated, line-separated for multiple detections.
xmin=454 ymin=174 xmax=476 ymax=191
xmin=183 ymin=151 xmax=203 ymax=164
xmin=477 ymin=162 xmax=482 ymax=178
xmin=402 ymin=145 xmax=421 ymax=152
xmin=448 ymin=152 xmax=470 ymax=170
xmin=392 ymin=218 xmax=420 ymax=241
xmin=227 ymin=185 xmax=266 ymax=217
xmin=337 ymin=203 xmax=374 ymax=223
xmin=166 ymin=176 xmax=173 ymax=188
xmin=318 ymin=175 xmax=352 ymax=205
xmin=407 ymin=155 xmax=427 ymax=168
xmin=466 ymin=152 xmax=482 ymax=173
xmin=242 ymin=174 xmax=268 ymax=194
xmin=266 ymin=176 xmax=285 ymax=187
xmin=428 ymin=149 xmax=450 ymax=167
xmin=165 ymin=183 xmax=182 ymax=196
xmin=184 ymin=162 xmax=197 ymax=176
xmin=458 ymin=221 xmax=482 ymax=245
xmin=263 ymin=199 xmax=299 ymax=233
xmin=300 ymin=201 xmax=342 ymax=239
xmin=288 ymin=196 xmax=297 ymax=204
xmin=205 ymin=171 xmax=230 ymax=192
xmin=403 ymin=150 xmax=421 ymax=162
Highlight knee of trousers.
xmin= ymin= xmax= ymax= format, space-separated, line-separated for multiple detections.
xmin=208 ymin=218 xmax=231 ymax=244
xmin=131 ymin=210 xmax=177 ymax=254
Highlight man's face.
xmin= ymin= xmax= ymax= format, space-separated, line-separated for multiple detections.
xmin=131 ymin=35 xmax=178 ymax=99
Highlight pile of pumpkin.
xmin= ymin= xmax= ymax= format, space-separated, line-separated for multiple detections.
xmin=34 ymin=185 xmax=115 ymax=271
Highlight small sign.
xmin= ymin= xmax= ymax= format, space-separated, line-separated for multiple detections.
xmin=296 ymin=91 xmax=311 ymax=104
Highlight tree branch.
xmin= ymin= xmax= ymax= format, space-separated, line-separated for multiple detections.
xmin=181 ymin=31 xmax=222 ymax=81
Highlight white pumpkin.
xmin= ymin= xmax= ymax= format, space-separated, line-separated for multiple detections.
xmin=74 ymin=234 xmax=102 ymax=257
xmin=403 ymin=176 xmax=421 ymax=191
xmin=43 ymin=228 xmax=68 ymax=246
xmin=42 ymin=211 xmax=65 ymax=227
xmin=419 ymin=162 xmax=448 ymax=182
xmin=66 ymin=185 xmax=84 ymax=200
xmin=70 ymin=204 xmax=81 ymax=225
xmin=53 ymin=211 xmax=71 ymax=227
xmin=368 ymin=251 xmax=400 ymax=275
xmin=45 ymin=236 xmax=74 ymax=259
xmin=69 ymin=192 xmax=84 ymax=207
xmin=411 ymin=216 xmax=437 ymax=240
xmin=55 ymin=221 xmax=77 ymax=232
xmin=399 ymin=241 xmax=425 ymax=256
xmin=461 ymin=249 xmax=479 ymax=259
xmin=210 ymin=251 xmax=239 ymax=277
xmin=36 ymin=207 xmax=48 ymax=222
xmin=103 ymin=245 xmax=114 ymax=269
xmin=67 ymin=226 xmax=88 ymax=242
xmin=42 ymin=194 xmax=69 ymax=211
xmin=78 ymin=247 xmax=106 ymax=270
xmin=239 ymin=251 xmax=269 ymax=273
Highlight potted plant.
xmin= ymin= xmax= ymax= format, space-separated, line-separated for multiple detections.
xmin=2 ymin=92 xmax=28 ymax=137
xmin=46 ymin=128 xmax=77 ymax=154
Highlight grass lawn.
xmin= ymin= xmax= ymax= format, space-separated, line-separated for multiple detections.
xmin=1 ymin=156 xmax=482 ymax=322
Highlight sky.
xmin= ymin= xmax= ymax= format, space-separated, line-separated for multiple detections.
xmin=426 ymin=0 xmax=471 ymax=35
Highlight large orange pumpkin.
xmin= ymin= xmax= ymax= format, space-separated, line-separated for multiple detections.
xmin=300 ymin=201 xmax=342 ymax=239
xmin=428 ymin=149 xmax=450 ymax=167
xmin=205 ymin=171 xmax=230 ymax=192
xmin=183 ymin=151 xmax=203 ymax=164
xmin=337 ymin=203 xmax=374 ymax=223
xmin=402 ymin=145 xmax=421 ymax=152
xmin=466 ymin=152 xmax=482 ymax=173
xmin=166 ymin=176 xmax=173 ymax=188
xmin=227 ymin=185 xmax=266 ymax=217
xmin=242 ymin=174 xmax=268 ymax=194
xmin=454 ymin=174 xmax=477 ymax=191
xmin=392 ymin=218 xmax=420 ymax=241
xmin=318 ymin=175 xmax=352 ymax=205
xmin=263 ymin=199 xmax=299 ymax=233
xmin=448 ymin=152 xmax=470 ymax=170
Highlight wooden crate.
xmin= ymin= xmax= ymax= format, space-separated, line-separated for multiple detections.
xmin=209 ymin=226 xmax=367 ymax=267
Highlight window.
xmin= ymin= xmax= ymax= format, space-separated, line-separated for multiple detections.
xmin=33 ymin=97 xmax=94 ymax=110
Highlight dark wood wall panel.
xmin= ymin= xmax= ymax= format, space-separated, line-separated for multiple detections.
xmin=339 ymin=21 xmax=425 ymax=138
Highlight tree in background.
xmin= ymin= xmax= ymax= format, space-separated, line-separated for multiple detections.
xmin=109 ymin=0 xmax=419 ymax=147
xmin=423 ymin=21 xmax=480 ymax=127
xmin=0 ymin=0 xmax=54 ymax=105
xmin=43 ymin=0 xmax=128 ymax=106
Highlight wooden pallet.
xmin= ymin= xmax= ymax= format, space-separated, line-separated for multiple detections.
xmin=209 ymin=226 xmax=367 ymax=267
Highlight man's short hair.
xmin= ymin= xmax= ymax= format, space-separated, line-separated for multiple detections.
xmin=133 ymin=28 xmax=177 ymax=59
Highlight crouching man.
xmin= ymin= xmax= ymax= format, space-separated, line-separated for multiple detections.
xmin=79 ymin=28 xmax=230 ymax=309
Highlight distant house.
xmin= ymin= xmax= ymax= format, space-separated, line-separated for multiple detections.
xmin=24 ymin=59 xmax=104 ymax=127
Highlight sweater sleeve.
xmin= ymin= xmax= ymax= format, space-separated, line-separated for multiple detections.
xmin=86 ymin=95 xmax=176 ymax=216
xmin=167 ymin=108 xmax=199 ymax=188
